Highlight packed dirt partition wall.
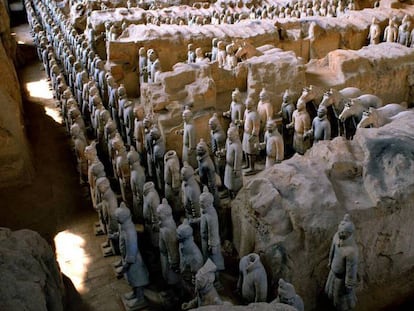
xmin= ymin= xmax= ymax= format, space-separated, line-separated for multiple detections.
xmin=306 ymin=42 xmax=414 ymax=105
xmin=0 ymin=0 xmax=33 ymax=188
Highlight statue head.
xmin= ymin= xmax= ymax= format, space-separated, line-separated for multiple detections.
xmin=134 ymin=105 xmax=145 ymax=119
xmin=195 ymin=47 xmax=203 ymax=58
xmin=118 ymin=85 xmax=126 ymax=97
xmin=196 ymin=139 xmax=208 ymax=157
xmin=232 ymin=88 xmax=241 ymax=102
xmin=127 ymin=146 xmax=140 ymax=166
xmin=266 ymin=119 xmax=277 ymax=133
xmin=317 ymin=105 xmax=327 ymax=118
xmin=150 ymin=126 xmax=161 ymax=140
xmin=278 ymin=279 xmax=297 ymax=303
xmin=245 ymin=97 xmax=255 ymax=110
xmin=143 ymin=181 xmax=155 ymax=195
xmin=282 ymin=89 xmax=291 ymax=103
xmin=164 ymin=150 xmax=177 ymax=162
xmin=297 ymin=100 xmax=305 ymax=111
xmin=157 ymin=198 xmax=172 ymax=222
xmin=182 ymin=108 xmax=193 ymax=123
xmin=176 ymin=220 xmax=193 ymax=242
xmin=139 ymin=47 xmax=146 ymax=57
xmin=337 ymin=214 xmax=355 ymax=241
xmin=96 ymin=177 xmax=110 ymax=193
xmin=208 ymin=113 xmax=221 ymax=131
xmin=259 ymin=88 xmax=269 ymax=101
xmin=212 ymin=37 xmax=218 ymax=47
xmin=227 ymin=123 xmax=239 ymax=142
xmin=115 ymin=202 xmax=131 ymax=224
xmin=199 ymin=186 xmax=214 ymax=209
xmin=181 ymin=161 xmax=194 ymax=181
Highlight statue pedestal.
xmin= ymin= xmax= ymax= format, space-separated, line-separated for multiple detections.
xmin=121 ymin=296 xmax=148 ymax=311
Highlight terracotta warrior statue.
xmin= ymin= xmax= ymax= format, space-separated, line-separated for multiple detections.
xmin=143 ymin=181 xmax=160 ymax=249
xmin=242 ymin=97 xmax=260 ymax=175
xmin=164 ymin=150 xmax=181 ymax=217
xmin=115 ymin=204 xmax=149 ymax=310
xmin=180 ymin=108 xmax=198 ymax=169
xmin=257 ymin=119 xmax=284 ymax=169
xmin=128 ymin=147 xmax=145 ymax=223
xmin=257 ymin=88 xmax=274 ymax=137
xmin=275 ymin=279 xmax=304 ymax=311
xmin=305 ymin=105 xmax=331 ymax=144
xmin=177 ymin=220 xmax=204 ymax=296
xmin=223 ymin=88 xmax=244 ymax=130
xmin=95 ymin=177 xmax=119 ymax=256
xmin=181 ymin=259 xmax=223 ymax=310
xmin=287 ymin=99 xmax=311 ymax=155
xmin=150 ymin=126 xmax=165 ymax=193
xmin=279 ymin=89 xmax=295 ymax=157
xmin=325 ymin=214 xmax=358 ymax=311
xmin=157 ymin=199 xmax=180 ymax=289
xmin=367 ymin=17 xmax=381 ymax=45
xmin=181 ymin=161 xmax=201 ymax=221
xmin=224 ymin=124 xmax=243 ymax=198
xmin=208 ymin=113 xmax=226 ymax=186
xmin=191 ymin=187 xmax=225 ymax=289
xmin=237 ymin=253 xmax=268 ymax=303
xmin=197 ymin=139 xmax=220 ymax=208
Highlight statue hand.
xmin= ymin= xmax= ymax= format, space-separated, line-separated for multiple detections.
xmin=345 ymin=285 xmax=353 ymax=294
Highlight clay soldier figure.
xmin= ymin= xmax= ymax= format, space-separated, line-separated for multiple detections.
xmin=275 ymin=279 xmax=304 ymax=311
xmin=69 ymin=107 xmax=86 ymax=134
xmin=211 ymin=38 xmax=219 ymax=61
xmin=192 ymin=187 xmax=225 ymax=288
xmin=287 ymin=100 xmax=311 ymax=155
xmin=178 ymin=108 xmax=197 ymax=169
xmin=225 ymin=44 xmax=237 ymax=70
xmin=181 ymin=162 xmax=201 ymax=221
xmin=242 ymin=98 xmax=260 ymax=175
xmin=70 ymin=123 xmax=88 ymax=184
xmin=115 ymin=204 xmax=149 ymax=310
xmin=95 ymin=177 xmax=120 ymax=256
xmin=85 ymin=141 xmax=106 ymax=211
xmin=258 ymin=119 xmax=284 ymax=169
xmin=138 ymin=47 xmax=147 ymax=83
xmin=257 ymin=88 xmax=274 ymax=137
xmin=208 ymin=113 xmax=226 ymax=186
xmin=325 ymin=214 xmax=358 ymax=311
xmin=157 ymin=199 xmax=181 ymax=290
xmin=150 ymin=126 xmax=165 ymax=193
xmin=398 ymin=22 xmax=410 ymax=46
xmin=123 ymin=100 xmax=135 ymax=146
xmin=128 ymin=147 xmax=145 ymax=223
xmin=197 ymin=139 xmax=220 ymax=208
xmin=143 ymin=181 xmax=160 ymax=249
xmin=217 ymin=41 xmax=227 ymax=68
xmin=133 ymin=105 xmax=146 ymax=158
xmin=117 ymin=85 xmax=128 ymax=142
xmin=177 ymin=221 xmax=204 ymax=297
xmin=279 ymin=89 xmax=295 ymax=157
xmin=224 ymin=124 xmax=243 ymax=198
xmin=164 ymin=150 xmax=181 ymax=217
xmin=383 ymin=18 xmax=398 ymax=43
xmin=305 ymin=105 xmax=331 ymax=144
xmin=144 ymin=116 xmax=154 ymax=178
xmin=112 ymin=136 xmax=130 ymax=202
xmin=223 ymin=88 xmax=244 ymax=134
xmin=181 ymin=259 xmax=223 ymax=310
xmin=187 ymin=43 xmax=196 ymax=63
xmin=367 ymin=17 xmax=381 ymax=45
xmin=107 ymin=74 xmax=119 ymax=126
xmin=237 ymin=253 xmax=268 ymax=303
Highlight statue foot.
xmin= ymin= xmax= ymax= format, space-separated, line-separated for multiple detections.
xmin=126 ymin=298 xmax=148 ymax=309
xmin=112 ymin=259 xmax=122 ymax=268
xmin=242 ymin=163 xmax=249 ymax=169
xmin=243 ymin=168 xmax=256 ymax=176
xmin=124 ymin=291 xmax=136 ymax=300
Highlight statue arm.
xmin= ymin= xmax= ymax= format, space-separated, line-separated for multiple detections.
xmin=345 ymin=250 xmax=358 ymax=288
xmin=324 ymin=122 xmax=331 ymax=140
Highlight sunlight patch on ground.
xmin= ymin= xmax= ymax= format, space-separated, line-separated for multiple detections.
xmin=26 ymin=79 xmax=63 ymax=123
xmin=54 ymin=230 xmax=90 ymax=293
